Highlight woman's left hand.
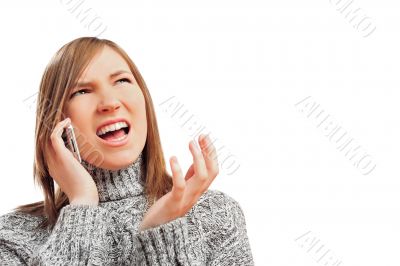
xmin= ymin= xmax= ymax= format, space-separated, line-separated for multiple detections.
xmin=139 ymin=134 xmax=219 ymax=231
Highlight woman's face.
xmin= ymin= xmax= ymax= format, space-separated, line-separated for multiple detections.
xmin=64 ymin=46 xmax=147 ymax=170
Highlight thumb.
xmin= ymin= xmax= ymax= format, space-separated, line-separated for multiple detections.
xmin=170 ymin=156 xmax=185 ymax=200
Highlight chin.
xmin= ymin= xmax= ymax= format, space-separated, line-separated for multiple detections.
xmin=101 ymin=152 xmax=139 ymax=170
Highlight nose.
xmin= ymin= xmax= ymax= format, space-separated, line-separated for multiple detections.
xmin=97 ymin=93 xmax=121 ymax=113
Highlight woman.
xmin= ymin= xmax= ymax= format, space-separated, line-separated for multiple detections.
xmin=0 ymin=37 xmax=254 ymax=265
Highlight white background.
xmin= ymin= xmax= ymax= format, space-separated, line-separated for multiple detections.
xmin=0 ymin=0 xmax=399 ymax=265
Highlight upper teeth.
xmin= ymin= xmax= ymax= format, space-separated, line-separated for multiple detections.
xmin=97 ymin=121 xmax=129 ymax=136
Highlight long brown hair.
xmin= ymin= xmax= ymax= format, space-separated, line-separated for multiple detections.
xmin=12 ymin=37 xmax=173 ymax=230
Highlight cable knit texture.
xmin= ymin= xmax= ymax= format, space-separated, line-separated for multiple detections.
xmin=0 ymin=152 xmax=254 ymax=265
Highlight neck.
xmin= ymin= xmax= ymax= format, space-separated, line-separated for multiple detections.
xmin=80 ymin=152 xmax=146 ymax=203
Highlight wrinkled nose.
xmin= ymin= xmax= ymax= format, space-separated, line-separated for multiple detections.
xmin=97 ymin=94 xmax=121 ymax=113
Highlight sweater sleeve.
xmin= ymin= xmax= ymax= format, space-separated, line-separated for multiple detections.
xmin=201 ymin=191 xmax=254 ymax=266
xmin=0 ymin=204 xmax=193 ymax=265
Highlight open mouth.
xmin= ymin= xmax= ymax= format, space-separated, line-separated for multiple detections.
xmin=98 ymin=127 xmax=129 ymax=141
xmin=96 ymin=121 xmax=131 ymax=143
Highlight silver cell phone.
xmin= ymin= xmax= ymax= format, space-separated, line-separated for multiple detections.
xmin=62 ymin=124 xmax=82 ymax=163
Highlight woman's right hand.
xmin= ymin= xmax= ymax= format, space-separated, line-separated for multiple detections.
xmin=44 ymin=117 xmax=99 ymax=206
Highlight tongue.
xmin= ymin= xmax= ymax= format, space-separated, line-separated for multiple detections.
xmin=101 ymin=129 xmax=126 ymax=141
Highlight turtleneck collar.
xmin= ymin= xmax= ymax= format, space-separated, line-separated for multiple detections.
xmin=80 ymin=152 xmax=146 ymax=203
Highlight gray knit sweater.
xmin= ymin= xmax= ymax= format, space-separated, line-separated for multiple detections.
xmin=0 ymin=152 xmax=254 ymax=265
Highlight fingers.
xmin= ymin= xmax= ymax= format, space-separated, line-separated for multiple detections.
xmin=189 ymin=140 xmax=208 ymax=181
xmin=170 ymin=156 xmax=185 ymax=200
xmin=46 ymin=118 xmax=71 ymax=178
xmin=184 ymin=164 xmax=194 ymax=181
xmin=198 ymin=134 xmax=219 ymax=178
xmin=170 ymin=134 xmax=219 ymax=204
xmin=50 ymin=117 xmax=71 ymax=155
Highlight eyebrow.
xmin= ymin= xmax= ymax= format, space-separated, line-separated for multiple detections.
xmin=75 ymin=70 xmax=133 ymax=87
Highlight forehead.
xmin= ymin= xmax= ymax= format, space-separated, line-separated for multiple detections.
xmin=79 ymin=46 xmax=130 ymax=80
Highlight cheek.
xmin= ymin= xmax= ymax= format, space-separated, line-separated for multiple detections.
xmin=66 ymin=103 xmax=95 ymax=144
xmin=125 ymin=87 xmax=146 ymax=114
xmin=74 ymin=121 xmax=95 ymax=147
xmin=126 ymin=89 xmax=147 ymax=135
xmin=67 ymin=100 xmax=89 ymax=118
xmin=69 ymin=106 xmax=88 ymax=126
